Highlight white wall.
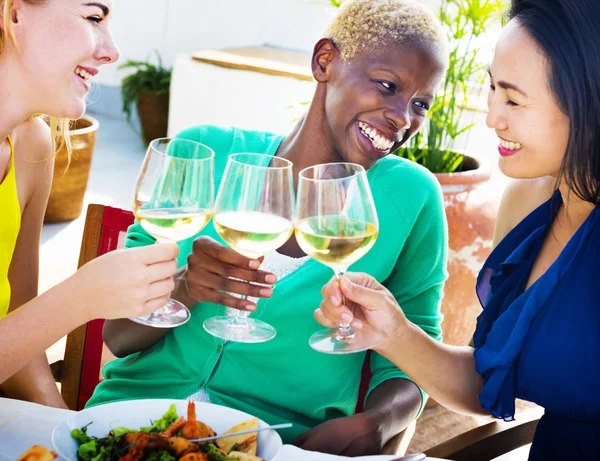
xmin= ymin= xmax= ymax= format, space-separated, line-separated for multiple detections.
xmin=101 ymin=0 xmax=339 ymax=86
xmin=102 ymin=0 xmax=445 ymax=87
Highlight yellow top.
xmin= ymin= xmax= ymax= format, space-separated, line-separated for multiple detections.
xmin=0 ymin=135 xmax=21 ymax=317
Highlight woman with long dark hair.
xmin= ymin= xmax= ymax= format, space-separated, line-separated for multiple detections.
xmin=316 ymin=0 xmax=600 ymax=458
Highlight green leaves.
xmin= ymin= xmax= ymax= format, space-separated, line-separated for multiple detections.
xmin=140 ymin=403 xmax=179 ymax=433
xmin=403 ymin=0 xmax=504 ymax=172
xmin=119 ymin=51 xmax=172 ymax=124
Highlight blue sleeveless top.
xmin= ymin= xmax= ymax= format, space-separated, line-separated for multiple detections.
xmin=474 ymin=190 xmax=600 ymax=460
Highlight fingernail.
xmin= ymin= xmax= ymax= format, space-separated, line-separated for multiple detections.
xmin=341 ymin=313 xmax=352 ymax=323
xmin=351 ymin=320 xmax=363 ymax=330
xmin=259 ymin=288 xmax=273 ymax=297
xmin=265 ymin=274 xmax=277 ymax=284
xmin=249 ymin=260 xmax=260 ymax=269
xmin=340 ymin=278 xmax=351 ymax=290
xmin=245 ymin=303 xmax=257 ymax=311
xmin=330 ymin=295 xmax=340 ymax=306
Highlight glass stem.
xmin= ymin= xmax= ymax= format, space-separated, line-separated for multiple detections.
xmin=228 ymin=298 xmax=250 ymax=328
xmin=334 ymin=270 xmax=356 ymax=341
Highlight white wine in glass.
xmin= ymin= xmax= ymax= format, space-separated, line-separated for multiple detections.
xmin=135 ymin=209 xmax=212 ymax=241
xmin=213 ymin=211 xmax=294 ymax=259
xmin=132 ymin=137 xmax=215 ymax=328
xmin=296 ymin=163 xmax=381 ymax=354
xmin=203 ymin=153 xmax=295 ymax=343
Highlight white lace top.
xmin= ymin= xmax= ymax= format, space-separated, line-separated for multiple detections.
xmin=187 ymin=250 xmax=309 ymax=402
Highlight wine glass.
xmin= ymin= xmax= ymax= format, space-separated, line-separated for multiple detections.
xmin=295 ymin=163 xmax=381 ymax=354
xmin=132 ymin=137 xmax=214 ymax=328
xmin=203 ymin=153 xmax=295 ymax=343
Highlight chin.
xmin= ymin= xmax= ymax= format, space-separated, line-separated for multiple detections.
xmin=51 ymin=96 xmax=87 ymax=120
xmin=498 ymin=158 xmax=547 ymax=180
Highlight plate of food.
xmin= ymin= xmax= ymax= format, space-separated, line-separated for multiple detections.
xmin=51 ymin=399 xmax=282 ymax=461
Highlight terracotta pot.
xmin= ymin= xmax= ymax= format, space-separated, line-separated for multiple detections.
xmin=434 ymin=155 xmax=501 ymax=346
xmin=44 ymin=115 xmax=99 ymax=223
xmin=137 ymin=90 xmax=170 ymax=145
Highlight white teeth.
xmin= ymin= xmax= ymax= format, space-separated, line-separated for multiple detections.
xmin=358 ymin=121 xmax=395 ymax=151
xmin=499 ymin=139 xmax=522 ymax=150
xmin=75 ymin=67 xmax=92 ymax=82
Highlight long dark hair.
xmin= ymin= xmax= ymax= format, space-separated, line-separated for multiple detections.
xmin=509 ymin=0 xmax=600 ymax=205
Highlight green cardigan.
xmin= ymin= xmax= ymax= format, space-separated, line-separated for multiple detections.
xmin=87 ymin=125 xmax=448 ymax=443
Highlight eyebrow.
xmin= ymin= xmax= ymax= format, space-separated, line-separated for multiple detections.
xmin=487 ymin=67 xmax=528 ymax=97
xmin=84 ymin=2 xmax=109 ymax=16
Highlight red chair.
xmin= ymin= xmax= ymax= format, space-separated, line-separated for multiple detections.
xmin=51 ymin=204 xmax=412 ymax=453
xmin=51 ymin=204 xmax=134 ymax=410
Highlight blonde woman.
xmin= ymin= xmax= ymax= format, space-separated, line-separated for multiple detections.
xmin=0 ymin=0 xmax=179 ymax=406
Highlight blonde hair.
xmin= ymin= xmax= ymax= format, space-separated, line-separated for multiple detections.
xmin=1 ymin=0 xmax=71 ymax=160
xmin=326 ymin=0 xmax=446 ymax=62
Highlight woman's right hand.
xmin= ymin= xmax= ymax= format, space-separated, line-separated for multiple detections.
xmin=183 ymin=236 xmax=277 ymax=311
xmin=70 ymin=242 xmax=180 ymax=321
xmin=315 ymin=272 xmax=409 ymax=347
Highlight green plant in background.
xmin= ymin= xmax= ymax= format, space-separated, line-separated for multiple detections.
xmin=119 ymin=51 xmax=172 ymax=126
xmin=325 ymin=0 xmax=504 ymax=173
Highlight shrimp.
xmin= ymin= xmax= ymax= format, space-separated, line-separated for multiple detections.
xmin=180 ymin=401 xmax=217 ymax=440
xmin=160 ymin=416 xmax=186 ymax=437
xmin=118 ymin=433 xmax=149 ymax=461
xmin=120 ymin=432 xmax=199 ymax=457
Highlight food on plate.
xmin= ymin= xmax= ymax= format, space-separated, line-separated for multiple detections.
xmin=70 ymin=401 xmax=265 ymax=461
xmin=17 ymin=445 xmax=57 ymax=461
xmin=216 ymin=418 xmax=258 ymax=455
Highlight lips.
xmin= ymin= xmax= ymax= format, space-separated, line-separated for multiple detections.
xmin=74 ymin=66 xmax=98 ymax=92
xmin=354 ymin=121 xmax=400 ymax=161
xmin=497 ymin=137 xmax=522 ymax=157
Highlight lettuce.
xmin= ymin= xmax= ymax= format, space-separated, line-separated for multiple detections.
xmin=140 ymin=403 xmax=179 ymax=433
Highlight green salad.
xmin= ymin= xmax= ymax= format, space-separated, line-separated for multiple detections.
xmin=70 ymin=404 xmax=242 ymax=461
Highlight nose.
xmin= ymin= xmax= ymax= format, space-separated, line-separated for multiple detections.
xmin=384 ymin=98 xmax=411 ymax=133
xmin=486 ymin=88 xmax=508 ymax=130
xmin=95 ymin=29 xmax=121 ymax=64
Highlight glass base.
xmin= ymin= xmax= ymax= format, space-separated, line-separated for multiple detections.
xmin=309 ymin=324 xmax=382 ymax=354
xmin=203 ymin=316 xmax=276 ymax=343
xmin=130 ymin=298 xmax=191 ymax=328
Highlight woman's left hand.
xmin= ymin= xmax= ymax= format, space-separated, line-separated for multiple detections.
xmin=291 ymin=413 xmax=383 ymax=456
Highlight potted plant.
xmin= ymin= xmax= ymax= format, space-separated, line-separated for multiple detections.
xmin=120 ymin=52 xmax=172 ymax=146
xmin=328 ymin=0 xmax=505 ymax=347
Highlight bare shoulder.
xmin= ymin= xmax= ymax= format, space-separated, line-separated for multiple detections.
xmin=492 ymin=177 xmax=556 ymax=247
xmin=13 ymin=117 xmax=54 ymax=205
xmin=14 ymin=117 xmax=53 ymax=162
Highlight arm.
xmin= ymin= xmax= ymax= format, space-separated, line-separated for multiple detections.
xmin=0 ymin=279 xmax=92 ymax=384
xmin=103 ymin=231 xmax=277 ymax=357
xmin=316 ymin=169 xmax=492 ymax=418
xmin=0 ymin=238 xmax=179 ymax=384
xmin=363 ymin=378 xmax=422 ymax=448
xmin=1 ymin=119 xmax=66 ymax=407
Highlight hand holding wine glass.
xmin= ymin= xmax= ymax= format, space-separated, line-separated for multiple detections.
xmin=132 ymin=137 xmax=214 ymax=328
xmin=295 ymin=163 xmax=381 ymax=354
xmin=315 ymin=272 xmax=408 ymax=349
xmin=203 ymin=153 xmax=295 ymax=343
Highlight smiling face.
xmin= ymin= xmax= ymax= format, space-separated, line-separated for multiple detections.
xmin=320 ymin=39 xmax=446 ymax=170
xmin=6 ymin=0 xmax=120 ymax=119
xmin=486 ymin=19 xmax=570 ymax=180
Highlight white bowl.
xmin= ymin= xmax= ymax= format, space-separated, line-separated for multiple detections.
xmin=52 ymin=399 xmax=282 ymax=460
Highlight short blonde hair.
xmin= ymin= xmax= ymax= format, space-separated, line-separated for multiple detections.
xmin=326 ymin=0 xmax=446 ymax=62
xmin=1 ymin=0 xmax=71 ymax=160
